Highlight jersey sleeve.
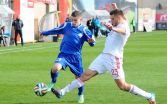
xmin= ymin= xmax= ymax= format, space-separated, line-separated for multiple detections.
xmin=116 ymin=21 xmax=130 ymax=35
xmin=41 ymin=23 xmax=67 ymax=36
xmin=83 ymin=27 xmax=96 ymax=47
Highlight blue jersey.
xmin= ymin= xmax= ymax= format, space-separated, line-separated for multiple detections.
xmin=41 ymin=22 xmax=96 ymax=55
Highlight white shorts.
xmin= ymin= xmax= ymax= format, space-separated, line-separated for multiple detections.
xmin=88 ymin=53 xmax=125 ymax=79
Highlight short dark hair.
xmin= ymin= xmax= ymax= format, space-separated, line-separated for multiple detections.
xmin=71 ymin=10 xmax=82 ymax=17
xmin=110 ymin=9 xmax=124 ymax=16
xmin=110 ymin=9 xmax=126 ymax=19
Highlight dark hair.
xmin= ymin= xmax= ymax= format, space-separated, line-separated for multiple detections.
xmin=71 ymin=10 xmax=82 ymax=17
xmin=110 ymin=9 xmax=124 ymax=16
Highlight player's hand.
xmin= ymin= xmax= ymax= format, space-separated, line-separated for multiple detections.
xmin=111 ymin=3 xmax=118 ymax=10
xmin=103 ymin=23 xmax=113 ymax=30
xmin=88 ymin=38 xmax=95 ymax=43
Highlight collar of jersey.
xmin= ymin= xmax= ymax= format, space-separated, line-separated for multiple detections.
xmin=71 ymin=22 xmax=82 ymax=28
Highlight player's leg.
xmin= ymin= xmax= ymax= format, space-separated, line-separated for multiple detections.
xmin=47 ymin=63 xmax=62 ymax=91
xmin=14 ymin=30 xmax=18 ymax=46
xmin=110 ymin=56 xmax=156 ymax=104
xmin=75 ymin=76 xmax=84 ymax=104
xmin=51 ymin=62 xmax=63 ymax=82
xmin=2 ymin=36 xmax=6 ymax=46
xmin=67 ymin=55 xmax=85 ymax=103
xmin=51 ymin=69 xmax=98 ymax=98
xmin=51 ymin=54 xmax=106 ymax=99
xmin=76 ymin=60 xmax=85 ymax=103
xmin=115 ymin=79 xmax=156 ymax=104
xmin=47 ymin=54 xmax=67 ymax=91
xmin=69 ymin=54 xmax=106 ymax=103
xmin=19 ymin=30 xmax=24 ymax=46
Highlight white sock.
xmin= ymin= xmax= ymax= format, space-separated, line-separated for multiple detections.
xmin=60 ymin=78 xmax=84 ymax=96
xmin=129 ymin=85 xmax=152 ymax=99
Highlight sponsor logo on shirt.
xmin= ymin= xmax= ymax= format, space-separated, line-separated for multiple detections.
xmin=78 ymin=33 xmax=83 ymax=38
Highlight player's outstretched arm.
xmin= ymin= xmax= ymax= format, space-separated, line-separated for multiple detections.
xmin=41 ymin=28 xmax=58 ymax=36
xmin=103 ymin=23 xmax=126 ymax=34
xmin=111 ymin=3 xmax=118 ymax=10
xmin=41 ymin=23 xmax=66 ymax=36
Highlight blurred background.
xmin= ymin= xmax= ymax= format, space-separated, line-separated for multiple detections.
xmin=0 ymin=0 xmax=167 ymax=46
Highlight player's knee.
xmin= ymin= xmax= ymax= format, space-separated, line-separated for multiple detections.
xmin=52 ymin=64 xmax=62 ymax=72
xmin=117 ymin=82 xmax=129 ymax=91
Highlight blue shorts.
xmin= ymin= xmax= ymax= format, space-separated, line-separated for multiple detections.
xmin=55 ymin=53 xmax=84 ymax=77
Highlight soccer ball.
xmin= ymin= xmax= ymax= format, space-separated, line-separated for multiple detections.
xmin=34 ymin=82 xmax=47 ymax=96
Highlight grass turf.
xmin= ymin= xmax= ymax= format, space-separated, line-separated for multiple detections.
xmin=0 ymin=31 xmax=166 ymax=104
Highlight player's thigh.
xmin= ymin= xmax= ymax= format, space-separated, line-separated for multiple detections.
xmin=53 ymin=56 xmax=68 ymax=71
xmin=69 ymin=63 xmax=83 ymax=77
xmin=111 ymin=67 xmax=125 ymax=80
xmin=68 ymin=56 xmax=84 ymax=77
xmin=88 ymin=54 xmax=107 ymax=74
xmin=104 ymin=55 xmax=125 ymax=79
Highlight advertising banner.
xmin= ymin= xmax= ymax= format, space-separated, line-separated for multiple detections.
xmin=156 ymin=10 xmax=167 ymax=30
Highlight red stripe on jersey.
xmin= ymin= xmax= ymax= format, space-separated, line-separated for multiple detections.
xmin=111 ymin=56 xmax=121 ymax=77
xmin=115 ymin=56 xmax=120 ymax=69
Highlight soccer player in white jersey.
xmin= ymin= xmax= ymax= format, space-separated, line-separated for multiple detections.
xmin=51 ymin=9 xmax=156 ymax=104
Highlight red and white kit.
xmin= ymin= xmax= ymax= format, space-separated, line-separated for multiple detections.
xmin=89 ymin=21 xmax=130 ymax=79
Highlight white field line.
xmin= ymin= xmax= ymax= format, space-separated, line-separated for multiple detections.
xmin=0 ymin=46 xmax=42 ymax=52
xmin=0 ymin=39 xmax=105 ymax=55
xmin=0 ymin=43 xmax=55 ymax=52
xmin=0 ymin=46 xmax=56 ymax=55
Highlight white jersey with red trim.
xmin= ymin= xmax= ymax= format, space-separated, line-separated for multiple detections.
xmin=102 ymin=21 xmax=130 ymax=58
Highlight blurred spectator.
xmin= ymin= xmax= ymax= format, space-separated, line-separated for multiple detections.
xmin=91 ymin=17 xmax=96 ymax=35
xmin=100 ymin=22 xmax=110 ymax=37
xmin=12 ymin=15 xmax=24 ymax=46
xmin=131 ymin=17 xmax=136 ymax=33
xmin=86 ymin=18 xmax=93 ymax=33
xmin=94 ymin=16 xmax=101 ymax=38
xmin=156 ymin=3 xmax=162 ymax=10
xmin=0 ymin=25 xmax=6 ymax=47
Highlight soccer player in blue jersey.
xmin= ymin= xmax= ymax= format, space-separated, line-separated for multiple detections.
xmin=41 ymin=10 xmax=95 ymax=103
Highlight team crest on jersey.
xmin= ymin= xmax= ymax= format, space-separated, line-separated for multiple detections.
xmin=78 ymin=33 xmax=83 ymax=38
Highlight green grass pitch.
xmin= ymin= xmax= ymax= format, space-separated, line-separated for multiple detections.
xmin=0 ymin=31 xmax=166 ymax=104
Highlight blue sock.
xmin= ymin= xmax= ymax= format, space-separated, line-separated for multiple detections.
xmin=50 ymin=69 xmax=59 ymax=83
xmin=78 ymin=86 xmax=84 ymax=96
